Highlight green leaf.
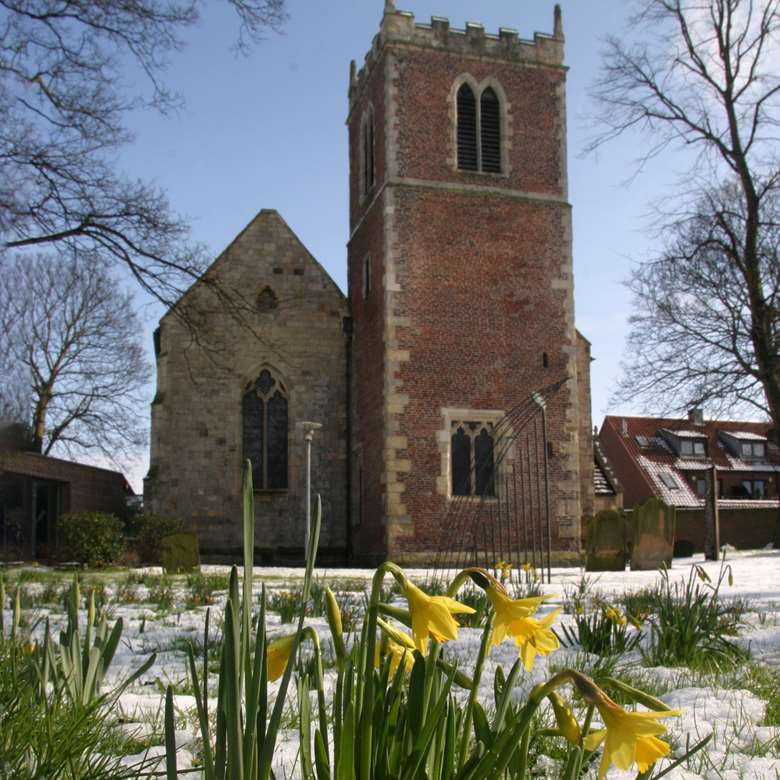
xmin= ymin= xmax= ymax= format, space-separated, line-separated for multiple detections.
xmin=165 ymin=685 xmax=178 ymax=780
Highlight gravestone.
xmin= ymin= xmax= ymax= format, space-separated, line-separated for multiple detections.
xmin=160 ymin=532 xmax=200 ymax=574
xmin=630 ymin=497 xmax=675 ymax=571
xmin=585 ymin=510 xmax=627 ymax=571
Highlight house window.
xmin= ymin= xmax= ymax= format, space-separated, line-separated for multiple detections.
xmin=659 ymin=472 xmax=679 ymax=490
xmin=739 ymin=479 xmax=767 ymax=499
xmin=451 ymin=421 xmax=495 ymax=497
xmin=741 ymin=441 xmax=766 ymax=459
xmin=242 ymin=369 xmax=288 ymax=490
xmin=362 ymin=255 xmax=371 ymax=299
xmin=361 ymin=108 xmax=375 ymax=198
xmin=696 ymin=477 xmax=707 ymax=498
xmin=680 ymin=439 xmax=707 ymax=457
xmin=456 ymin=81 xmax=502 ymax=174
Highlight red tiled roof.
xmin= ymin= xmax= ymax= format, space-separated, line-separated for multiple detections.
xmin=600 ymin=415 xmax=779 ymax=508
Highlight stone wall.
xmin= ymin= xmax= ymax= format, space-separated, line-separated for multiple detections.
xmin=146 ymin=210 xmax=350 ymax=562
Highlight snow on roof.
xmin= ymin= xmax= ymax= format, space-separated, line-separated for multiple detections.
xmin=722 ymin=430 xmax=768 ymax=441
xmin=638 ymin=456 xmax=702 ymax=507
xmin=593 ymin=459 xmax=615 ymax=495
xmin=662 ymin=428 xmax=708 ymax=439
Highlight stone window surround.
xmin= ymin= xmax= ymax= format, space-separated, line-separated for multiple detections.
xmin=437 ymin=407 xmax=509 ymax=501
xmin=359 ymin=103 xmax=376 ymax=202
xmin=449 ymin=74 xmax=511 ymax=178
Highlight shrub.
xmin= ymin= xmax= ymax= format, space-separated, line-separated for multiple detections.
xmin=58 ymin=512 xmax=125 ymax=568
xmin=560 ymin=602 xmax=642 ymax=657
xmin=133 ymin=513 xmax=184 ymax=563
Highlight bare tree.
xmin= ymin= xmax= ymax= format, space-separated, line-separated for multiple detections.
xmin=0 ymin=252 xmax=152 ymax=462
xmin=591 ymin=0 xmax=780 ymax=427
xmin=0 ymin=0 xmax=287 ymax=308
xmin=618 ymin=180 xmax=780 ymax=419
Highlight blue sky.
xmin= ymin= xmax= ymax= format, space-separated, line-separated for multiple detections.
xmin=117 ymin=0 xmax=683 ymax=490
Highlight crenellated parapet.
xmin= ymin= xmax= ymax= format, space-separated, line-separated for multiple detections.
xmin=348 ymin=4 xmax=565 ymax=112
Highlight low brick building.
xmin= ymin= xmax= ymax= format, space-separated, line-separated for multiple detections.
xmin=0 ymin=448 xmax=131 ymax=559
xmin=598 ymin=413 xmax=780 ymax=551
xmin=146 ymin=3 xmax=594 ymax=564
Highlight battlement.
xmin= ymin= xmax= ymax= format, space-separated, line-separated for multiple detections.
xmin=348 ymin=4 xmax=564 ymax=112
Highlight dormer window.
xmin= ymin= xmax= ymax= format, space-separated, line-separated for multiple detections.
xmin=680 ymin=439 xmax=706 ymax=457
xmin=741 ymin=441 xmax=766 ymax=460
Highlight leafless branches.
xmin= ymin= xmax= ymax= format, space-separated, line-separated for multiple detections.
xmin=0 ymin=0 xmax=287 ymax=307
xmin=0 ymin=252 xmax=153 ymax=466
xmin=592 ymin=0 xmax=780 ymax=427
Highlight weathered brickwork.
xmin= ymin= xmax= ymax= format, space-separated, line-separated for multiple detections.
xmin=347 ymin=6 xmax=589 ymax=564
xmin=146 ymin=211 xmax=349 ymax=561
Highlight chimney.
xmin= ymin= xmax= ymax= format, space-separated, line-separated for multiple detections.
xmin=688 ymin=407 xmax=704 ymax=425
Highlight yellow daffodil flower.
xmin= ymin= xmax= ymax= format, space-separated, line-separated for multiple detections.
xmin=403 ymin=581 xmax=475 ymax=654
xmin=267 ymin=634 xmax=296 ymax=682
xmin=485 ymin=585 xmax=553 ymax=648
xmin=375 ymin=618 xmax=417 ymax=675
xmin=583 ymin=696 xmax=681 ymax=778
xmin=512 ymin=609 xmax=562 ymax=671
xmin=604 ymin=606 xmax=627 ymax=626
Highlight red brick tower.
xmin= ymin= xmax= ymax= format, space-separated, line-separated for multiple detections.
xmin=347 ymin=3 xmax=585 ymax=564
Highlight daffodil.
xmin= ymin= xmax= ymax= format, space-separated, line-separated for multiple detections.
xmin=583 ymin=696 xmax=681 ymax=778
xmin=485 ymin=584 xmax=553 ymax=648
xmin=376 ymin=618 xmax=417 ymax=675
xmin=267 ymin=634 xmax=296 ymax=682
xmin=511 ymin=609 xmax=562 ymax=671
xmin=403 ymin=581 xmax=475 ymax=653
xmin=604 ymin=606 xmax=626 ymax=626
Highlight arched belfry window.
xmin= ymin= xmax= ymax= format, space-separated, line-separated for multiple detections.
xmin=456 ymin=81 xmax=502 ymax=174
xmin=242 ymin=369 xmax=288 ymax=490
xmin=361 ymin=108 xmax=375 ymax=197
xmin=457 ymin=83 xmax=478 ymax=171
xmin=480 ymin=88 xmax=501 ymax=173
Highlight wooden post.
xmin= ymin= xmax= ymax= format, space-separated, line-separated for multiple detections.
xmin=704 ymin=464 xmax=720 ymax=560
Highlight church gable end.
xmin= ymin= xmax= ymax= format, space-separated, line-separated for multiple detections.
xmin=146 ymin=210 xmax=349 ymax=562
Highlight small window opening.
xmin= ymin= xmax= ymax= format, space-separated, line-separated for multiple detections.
xmin=457 ymin=84 xmax=478 ymax=171
xmin=457 ymin=81 xmax=502 ymax=174
xmin=451 ymin=421 xmax=496 ymax=497
xmin=362 ymin=255 xmax=371 ymax=299
xmin=542 ymin=352 xmax=549 ymax=368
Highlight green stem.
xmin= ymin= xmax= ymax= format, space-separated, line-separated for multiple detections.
xmin=572 ymin=704 xmax=595 ymax=778
xmin=359 ymin=561 xmax=403 ymax=780
xmin=302 ymin=627 xmax=329 ymax=758
xmin=457 ymin=611 xmax=494 ymax=770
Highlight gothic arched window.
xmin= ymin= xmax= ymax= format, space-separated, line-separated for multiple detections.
xmin=242 ymin=369 xmax=288 ymax=490
xmin=450 ymin=421 xmax=496 ymax=497
xmin=457 ymin=83 xmax=478 ymax=171
xmin=456 ymin=81 xmax=503 ymax=174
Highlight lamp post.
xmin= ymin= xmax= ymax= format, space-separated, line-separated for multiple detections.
xmin=300 ymin=421 xmax=322 ymax=562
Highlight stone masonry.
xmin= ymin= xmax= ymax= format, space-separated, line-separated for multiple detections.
xmin=146 ymin=211 xmax=350 ymax=561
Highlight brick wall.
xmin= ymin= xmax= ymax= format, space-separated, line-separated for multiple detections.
xmin=347 ymin=8 xmax=584 ymax=563
xmin=675 ymin=507 xmax=779 ymax=551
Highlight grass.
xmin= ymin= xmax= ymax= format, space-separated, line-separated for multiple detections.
xmin=641 ymin=563 xmax=749 ymax=672
xmin=559 ymin=603 xmax=643 ymax=657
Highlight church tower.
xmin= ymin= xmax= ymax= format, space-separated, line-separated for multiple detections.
xmin=347 ymin=4 xmax=588 ymax=564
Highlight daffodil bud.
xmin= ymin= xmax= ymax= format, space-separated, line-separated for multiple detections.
xmin=267 ymin=634 xmax=296 ymax=682
xmin=325 ymin=587 xmax=347 ymax=662
xmin=549 ymin=691 xmax=581 ymax=745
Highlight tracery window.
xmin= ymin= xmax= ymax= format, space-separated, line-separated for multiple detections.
xmin=456 ymin=82 xmax=502 ymax=174
xmin=451 ymin=421 xmax=496 ymax=497
xmin=242 ymin=369 xmax=288 ymax=490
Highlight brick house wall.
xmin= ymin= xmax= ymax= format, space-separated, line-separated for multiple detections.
xmin=146 ymin=211 xmax=350 ymax=561
xmin=676 ymin=508 xmax=778 ymax=551
xmin=347 ymin=8 xmax=585 ymax=564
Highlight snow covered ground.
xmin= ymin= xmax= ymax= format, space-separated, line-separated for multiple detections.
xmin=4 ymin=549 xmax=780 ymax=778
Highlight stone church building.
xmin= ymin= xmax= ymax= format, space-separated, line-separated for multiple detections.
xmin=145 ymin=2 xmax=594 ymax=565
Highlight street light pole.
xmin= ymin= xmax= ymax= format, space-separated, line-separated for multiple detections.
xmin=300 ymin=421 xmax=322 ymax=562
